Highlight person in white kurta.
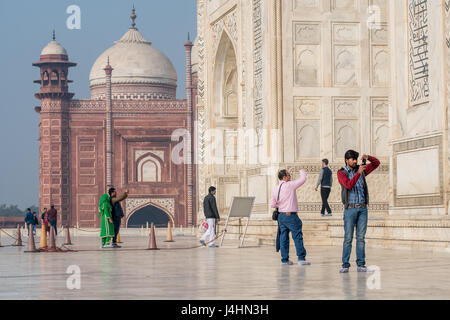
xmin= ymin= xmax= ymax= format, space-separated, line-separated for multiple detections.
xmin=200 ymin=186 xmax=220 ymax=247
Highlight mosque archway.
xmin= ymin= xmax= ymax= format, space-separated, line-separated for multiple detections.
xmin=126 ymin=204 xmax=172 ymax=228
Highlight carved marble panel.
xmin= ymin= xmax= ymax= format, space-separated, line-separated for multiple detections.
xmin=294 ymin=23 xmax=321 ymax=44
xmin=372 ymin=121 xmax=389 ymax=157
xmin=334 ymin=120 xmax=359 ymax=158
xmin=248 ymin=175 xmax=267 ymax=205
xmin=296 ymin=120 xmax=320 ymax=158
xmin=295 ymin=45 xmax=320 ymax=86
xmin=369 ymin=0 xmax=388 ymax=21
xmin=295 ymin=98 xmax=320 ymax=119
xmin=294 ymin=0 xmax=319 ymax=9
xmin=332 ymin=0 xmax=357 ymax=11
xmin=334 ymin=98 xmax=359 ymax=118
xmin=224 ymin=130 xmax=238 ymax=158
xmin=372 ymin=46 xmax=389 ymax=87
xmin=371 ymin=98 xmax=389 ymax=118
xmin=224 ymin=183 xmax=240 ymax=208
xmin=371 ymin=24 xmax=389 ymax=44
xmin=334 ymin=46 xmax=359 ymax=87
xmin=396 ymin=148 xmax=440 ymax=196
xmin=333 ymin=23 xmax=359 ymax=43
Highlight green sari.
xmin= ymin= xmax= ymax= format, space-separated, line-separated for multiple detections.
xmin=99 ymin=194 xmax=115 ymax=245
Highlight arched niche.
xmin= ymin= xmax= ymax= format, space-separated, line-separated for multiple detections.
xmin=42 ymin=71 xmax=49 ymax=86
xmin=50 ymin=70 xmax=59 ymax=86
xmin=213 ymin=31 xmax=238 ymax=124
xmin=136 ymin=152 xmax=163 ymax=182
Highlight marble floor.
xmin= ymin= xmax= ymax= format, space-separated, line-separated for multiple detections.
xmin=0 ymin=233 xmax=449 ymax=300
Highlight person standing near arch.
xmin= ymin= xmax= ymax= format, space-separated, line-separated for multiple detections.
xmin=108 ymin=187 xmax=128 ymax=248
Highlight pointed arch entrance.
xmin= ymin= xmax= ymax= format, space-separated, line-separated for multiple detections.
xmin=125 ymin=199 xmax=175 ymax=228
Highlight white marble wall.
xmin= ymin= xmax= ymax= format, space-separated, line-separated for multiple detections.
xmin=197 ymin=0 xmax=393 ymax=220
xmin=389 ymin=0 xmax=449 ymax=215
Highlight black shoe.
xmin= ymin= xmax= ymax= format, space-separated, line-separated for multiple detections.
xmin=112 ymin=243 xmax=121 ymax=248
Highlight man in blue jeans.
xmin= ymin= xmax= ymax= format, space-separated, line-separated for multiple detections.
xmin=271 ymin=169 xmax=310 ymax=266
xmin=337 ymin=150 xmax=380 ymax=273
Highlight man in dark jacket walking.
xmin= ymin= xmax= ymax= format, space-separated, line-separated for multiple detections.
xmin=200 ymin=186 xmax=220 ymax=247
xmin=315 ymin=158 xmax=333 ymax=217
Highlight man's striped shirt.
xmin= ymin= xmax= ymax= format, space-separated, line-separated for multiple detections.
xmin=344 ymin=166 xmax=366 ymax=204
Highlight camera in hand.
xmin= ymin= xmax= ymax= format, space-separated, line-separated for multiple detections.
xmin=362 ymin=158 xmax=367 ymax=165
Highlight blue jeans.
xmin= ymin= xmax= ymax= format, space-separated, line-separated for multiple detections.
xmin=49 ymin=220 xmax=57 ymax=236
xmin=278 ymin=213 xmax=307 ymax=263
xmin=342 ymin=207 xmax=368 ymax=268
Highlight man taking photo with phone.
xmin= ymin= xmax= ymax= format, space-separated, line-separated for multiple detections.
xmin=337 ymin=150 xmax=380 ymax=273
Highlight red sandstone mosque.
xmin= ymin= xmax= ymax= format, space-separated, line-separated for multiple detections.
xmin=33 ymin=9 xmax=198 ymax=228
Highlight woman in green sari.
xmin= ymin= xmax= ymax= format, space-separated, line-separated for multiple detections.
xmin=98 ymin=193 xmax=115 ymax=248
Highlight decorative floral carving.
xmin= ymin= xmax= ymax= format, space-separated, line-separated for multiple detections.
xmin=126 ymin=197 xmax=175 ymax=218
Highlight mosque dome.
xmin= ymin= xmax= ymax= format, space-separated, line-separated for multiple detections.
xmin=89 ymin=8 xmax=177 ymax=100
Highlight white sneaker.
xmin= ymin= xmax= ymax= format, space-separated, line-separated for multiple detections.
xmin=298 ymin=260 xmax=311 ymax=265
xmin=281 ymin=261 xmax=294 ymax=265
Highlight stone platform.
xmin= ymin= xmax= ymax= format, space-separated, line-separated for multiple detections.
xmin=0 ymin=231 xmax=449 ymax=300
xmin=218 ymin=214 xmax=450 ymax=252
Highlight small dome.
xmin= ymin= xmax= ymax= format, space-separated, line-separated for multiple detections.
xmin=89 ymin=28 xmax=177 ymax=88
xmin=41 ymin=40 xmax=68 ymax=56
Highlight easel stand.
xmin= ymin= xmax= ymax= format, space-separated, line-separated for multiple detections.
xmin=219 ymin=197 xmax=255 ymax=248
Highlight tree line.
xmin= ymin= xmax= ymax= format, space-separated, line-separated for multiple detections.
xmin=0 ymin=204 xmax=39 ymax=217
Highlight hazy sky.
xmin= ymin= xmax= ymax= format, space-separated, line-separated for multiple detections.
xmin=0 ymin=0 xmax=197 ymax=209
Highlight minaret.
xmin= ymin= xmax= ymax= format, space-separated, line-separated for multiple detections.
xmin=184 ymin=33 xmax=195 ymax=226
xmin=33 ymin=31 xmax=76 ymax=226
xmin=104 ymin=57 xmax=113 ymax=189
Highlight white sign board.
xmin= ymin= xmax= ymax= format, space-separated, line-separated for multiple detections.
xmin=220 ymin=196 xmax=255 ymax=247
xmin=227 ymin=197 xmax=255 ymax=218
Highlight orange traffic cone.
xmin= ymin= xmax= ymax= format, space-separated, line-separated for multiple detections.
xmin=146 ymin=223 xmax=158 ymax=250
xmin=25 ymin=224 xmax=38 ymax=253
xmin=48 ymin=226 xmax=57 ymax=251
xmin=63 ymin=225 xmax=72 ymax=245
xmin=13 ymin=224 xmax=22 ymax=246
xmin=164 ymin=221 xmax=174 ymax=242
xmin=39 ymin=223 xmax=47 ymax=249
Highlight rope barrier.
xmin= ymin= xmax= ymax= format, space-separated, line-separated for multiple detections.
xmin=0 ymin=226 xmax=227 ymax=253
xmin=0 ymin=227 xmax=19 ymax=241
xmin=71 ymin=226 xmax=100 ymax=233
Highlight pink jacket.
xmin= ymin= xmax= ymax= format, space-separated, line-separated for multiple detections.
xmin=270 ymin=170 xmax=307 ymax=213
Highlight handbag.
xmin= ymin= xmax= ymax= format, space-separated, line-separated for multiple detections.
xmin=199 ymin=220 xmax=209 ymax=232
xmin=272 ymin=182 xmax=285 ymax=221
